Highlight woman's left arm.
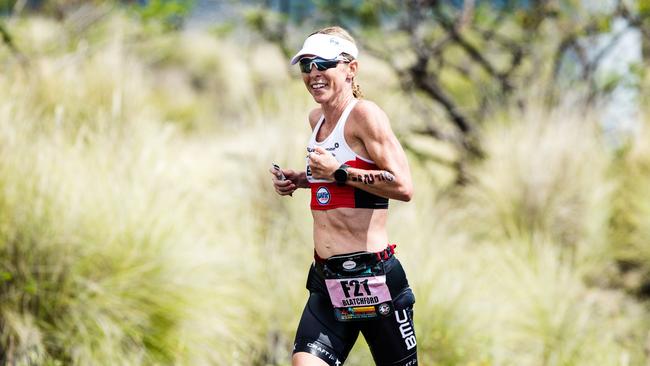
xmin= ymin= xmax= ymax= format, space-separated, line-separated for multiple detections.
xmin=308 ymin=102 xmax=413 ymax=201
xmin=347 ymin=103 xmax=413 ymax=201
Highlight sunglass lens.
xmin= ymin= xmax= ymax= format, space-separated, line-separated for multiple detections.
xmin=317 ymin=60 xmax=338 ymax=70
xmin=298 ymin=58 xmax=311 ymax=73
xmin=298 ymin=58 xmax=339 ymax=73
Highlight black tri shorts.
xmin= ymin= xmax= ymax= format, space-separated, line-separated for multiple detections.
xmin=293 ymin=250 xmax=417 ymax=366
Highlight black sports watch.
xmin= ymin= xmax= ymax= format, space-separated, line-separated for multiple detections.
xmin=334 ymin=164 xmax=350 ymax=186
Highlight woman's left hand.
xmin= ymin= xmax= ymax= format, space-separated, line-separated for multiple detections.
xmin=308 ymin=146 xmax=340 ymax=180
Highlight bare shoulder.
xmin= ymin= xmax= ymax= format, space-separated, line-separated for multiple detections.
xmin=350 ymin=99 xmax=391 ymax=135
xmin=308 ymin=107 xmax=322 ymax=130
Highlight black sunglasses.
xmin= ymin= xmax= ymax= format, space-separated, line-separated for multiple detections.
xmin=298 ymin=56 xmax=349 ymax=73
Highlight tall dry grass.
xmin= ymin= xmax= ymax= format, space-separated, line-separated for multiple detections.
xmin=0 ymin=12 xmax=310 ymax=365
xmin=0 ymin=10 xmax=649 ymax=366
xmin=393 ymin=105 xmax=649 ymax=365
xmin=610 ymin=120 xmax=650 ymax=297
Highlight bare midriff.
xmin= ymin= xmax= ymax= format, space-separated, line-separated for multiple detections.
xmin=312 ymin=208 xmax=388 ymax=258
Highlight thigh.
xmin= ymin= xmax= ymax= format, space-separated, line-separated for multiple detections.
xmin=293 ymin=291 xmax=360 ymax=366
xmin=362 ymin=284 xmax=418 ymax=365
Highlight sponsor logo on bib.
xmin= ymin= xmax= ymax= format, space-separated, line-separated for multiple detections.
xmin=316 ymin=186 xmax=330 ymax=205
xmin=378 ymin=302 xmax=391 ymax=316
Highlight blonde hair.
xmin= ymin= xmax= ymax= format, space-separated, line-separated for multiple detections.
xmin=311 ymin=26 xmax=364 ymax=99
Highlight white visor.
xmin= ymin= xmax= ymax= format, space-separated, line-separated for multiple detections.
xmin=290 ymin=33 xmax=359 ymax=65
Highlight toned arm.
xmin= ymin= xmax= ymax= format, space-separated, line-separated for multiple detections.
xmin=346 ymin=102 xmax=413 ymax=201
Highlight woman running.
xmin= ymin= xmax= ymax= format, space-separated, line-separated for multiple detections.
xmin=270 ymin=26 xmax=417 ymax=366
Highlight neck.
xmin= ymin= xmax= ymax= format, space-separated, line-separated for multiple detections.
xmin=321 ymin=91 xmax=355 ymax=126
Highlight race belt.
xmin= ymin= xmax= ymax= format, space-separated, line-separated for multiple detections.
xmin=316 ymin=246 xmax=396 ymax=322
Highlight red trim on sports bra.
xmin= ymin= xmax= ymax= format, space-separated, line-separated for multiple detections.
xmin=309 ymin=158 xmax=388 ymax=210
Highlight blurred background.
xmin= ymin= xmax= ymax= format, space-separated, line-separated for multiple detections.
xmin=1 ymin=0 xmax=650 ymax=365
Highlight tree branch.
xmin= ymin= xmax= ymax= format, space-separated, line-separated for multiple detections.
xmin=0 ymin=21 xmax=28 ymax=66
xmin=433 ymin=6 xmax=513 ymax=94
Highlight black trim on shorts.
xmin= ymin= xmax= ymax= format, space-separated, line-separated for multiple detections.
xmin=294 ymin=337 xmax=344 ymax=366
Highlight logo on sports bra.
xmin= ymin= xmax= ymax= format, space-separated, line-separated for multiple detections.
xmin=316 ymin=186 xmax=331 ymax=205
xmin=307 ymin=142 xmax=339 ymax=154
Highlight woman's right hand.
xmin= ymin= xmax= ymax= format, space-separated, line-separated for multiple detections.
xmin=269 ymin=168 xmax=301 ymax=196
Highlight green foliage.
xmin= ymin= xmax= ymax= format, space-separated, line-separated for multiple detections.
xmin=130 ymin=0 xmax=194 ymax=30
xmin=259 ymin=0 xmax=647 ymax=161
xmin=243 ymin=6 xmax=289 ymax=54
xmin=639 ymin=0 xmax=650 ymax=17
xmin=209 ymin=21 xmax=236 ymax=38
xmin=311 ymin=0 xmax=398 ymax=28
xmin=0 ymin=0 xmax=15 ymax=13
xmin=356 ymin=1 xmax=381 ymax=28
xmin=609 ymin=124 xmax=650 ymax=297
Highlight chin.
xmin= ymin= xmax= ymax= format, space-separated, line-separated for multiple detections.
xmin=312 ymin=96 xmax=327 ymax=104
xmin=311 ymin=92 xmax=330 ymax=104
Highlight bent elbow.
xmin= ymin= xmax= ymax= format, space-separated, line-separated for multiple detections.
xmin=396 ymin=184 xmax=413 ymax=202
xmin=402 ymin=190 xmax=413 ymax=202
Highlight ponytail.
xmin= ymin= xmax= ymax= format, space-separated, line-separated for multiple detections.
xmin=352 ymin=79 xmax=363 ymax=99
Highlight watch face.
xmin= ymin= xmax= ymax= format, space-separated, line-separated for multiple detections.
xmin=335 ymin=168 xmax=347 ymax=183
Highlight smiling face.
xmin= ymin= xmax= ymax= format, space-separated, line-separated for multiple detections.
xmin=300 ymin=55 xmax=358 ymax=105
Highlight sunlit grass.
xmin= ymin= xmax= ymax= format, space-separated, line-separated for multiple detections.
xmin=610 ymin=121 xmax=650 ymax=297
xmin=393 ymin=105 xmax=649 ymax=365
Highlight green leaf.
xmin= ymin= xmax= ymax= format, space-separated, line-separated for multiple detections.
xmin=24 ymin=278 xmax=38 ymax=294
xmin=639 ymin=0 xmax=650 ymax=17
xmin=0 ymin=271 xmax=12 ymax=282
xmin=594 ymin=15 xmax=611 ymax=33
xmin=358 ymin=2 xmax=380 ymax=28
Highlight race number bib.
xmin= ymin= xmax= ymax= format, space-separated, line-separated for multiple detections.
xmin=325 ymin=275 xmax=394 ymax=321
